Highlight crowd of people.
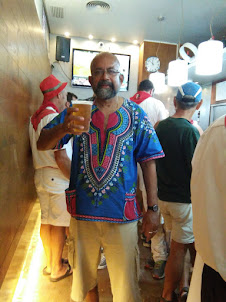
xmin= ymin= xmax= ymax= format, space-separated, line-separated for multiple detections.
xmin=29 ymin=51 xmax=225 ymax=302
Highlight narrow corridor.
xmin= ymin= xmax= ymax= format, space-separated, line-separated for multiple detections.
xmin=0 ymin=202 xmax=164 ymax=302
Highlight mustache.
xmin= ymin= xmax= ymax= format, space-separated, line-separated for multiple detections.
xmin=97 ymin=80 xmax=114 ymax=89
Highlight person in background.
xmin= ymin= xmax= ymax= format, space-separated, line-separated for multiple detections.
xmin=37 ymin=52 xmax=165 ymax=302
xmin=67 ymin=92 xmax=78 ymax=106
xmin=188 ymin=114 xmax=226 ymax=302
xmin=130 ymin=79 xmax=168 ymax=127
xmin=131 ymin=79 xmax=169 ymax=280
xmin=155 ymin=82 xmax=203 ymax=302
xmin=29 ymin=75 xmax=72 ymax=282
xmin=190 ymin=119 xmax=203 ymax=136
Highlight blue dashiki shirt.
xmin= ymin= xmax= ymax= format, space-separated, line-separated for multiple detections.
xmin=44 ymin=99 xmax=164 ymax=223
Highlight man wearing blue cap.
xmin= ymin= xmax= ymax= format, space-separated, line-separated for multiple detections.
xmin=155 ymin=82 xmax=203 ymax=302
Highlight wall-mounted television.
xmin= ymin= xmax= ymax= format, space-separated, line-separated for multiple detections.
xmin=71 ymin=49 xmax=131 ymax=91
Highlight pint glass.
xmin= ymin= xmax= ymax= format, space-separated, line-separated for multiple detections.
xmin=71 ymin=100 xmax=93 ymax=132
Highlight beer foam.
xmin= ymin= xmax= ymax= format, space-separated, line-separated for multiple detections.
xmin=71 ymin=100 xmax=93 ymax=105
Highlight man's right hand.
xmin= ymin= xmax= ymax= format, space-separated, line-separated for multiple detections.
xmin=37 ymin=107 xmax=86 ymax=151
xmin=62 ymin=107 xmax=85 ymax=135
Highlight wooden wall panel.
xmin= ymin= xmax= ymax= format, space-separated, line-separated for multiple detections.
xmin=0 ymin=0 xmax=51 ymax=286
xmin=138 ymin=41 xmax=177 ymax=83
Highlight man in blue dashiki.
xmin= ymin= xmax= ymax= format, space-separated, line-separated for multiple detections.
xmin=37 ymin=52 xmax=164 ymax=302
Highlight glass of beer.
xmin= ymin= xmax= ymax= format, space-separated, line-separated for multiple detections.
xmin=71 ymin=100 xmax=93 ymax=132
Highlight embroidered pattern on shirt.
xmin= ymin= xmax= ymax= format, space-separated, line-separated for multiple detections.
xmin=79 ymin=102 xmax=133 ymax=198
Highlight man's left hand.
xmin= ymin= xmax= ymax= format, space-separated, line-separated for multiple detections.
xmin=141 ymin=211 xmax=159 ymax=241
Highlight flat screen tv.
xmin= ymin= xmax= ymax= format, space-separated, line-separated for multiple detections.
xmin=71 ymin=49 xmax=131 ymax=91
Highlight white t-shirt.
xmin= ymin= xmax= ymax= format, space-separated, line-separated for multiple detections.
xmin=137 ymin=97 xmax=167 ymax=194
xmin=29 ymin=107 xmax=72 ymax=194
xmin=138 ymin=97 xmax=167 ymax=127
xmin=191 ymin=114 xmax=226 ymax=281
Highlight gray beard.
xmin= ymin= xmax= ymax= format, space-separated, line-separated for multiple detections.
xmin=95 ymin=87 xmax=117 ymax=100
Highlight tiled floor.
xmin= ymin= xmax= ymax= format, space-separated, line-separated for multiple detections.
xmin=0 ymin=202 xmax=164 ymax=302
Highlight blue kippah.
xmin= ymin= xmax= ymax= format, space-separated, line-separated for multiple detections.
xmin=176 ymin=82 xmax=202 ymax=103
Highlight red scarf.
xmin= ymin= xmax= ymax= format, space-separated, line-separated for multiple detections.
xmin=130 ymin=91 xmax=151 ymax=105
xmin=31 ymin=101 xmax=59 ymax=131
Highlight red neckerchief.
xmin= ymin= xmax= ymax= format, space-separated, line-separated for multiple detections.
xmin=31 ymin=101 xmax=59 ymax=131
xmin=130 ymin=91 xmax=151 ymax=105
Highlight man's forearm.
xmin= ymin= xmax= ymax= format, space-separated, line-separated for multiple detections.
xmin=140 ymin=160 xmax=158 ymax=206
xmin=54 ymin=149 xmax=71 ymax=179
xmin=140 ymin=159 xmax=159 ymax=240
xmin=37 ymin=107 xmax=86 ymax=150
xmin=37 ymin=124 xmax=66 ymax=150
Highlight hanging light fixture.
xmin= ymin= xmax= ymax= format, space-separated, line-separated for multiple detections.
xmin=196 ymin=39 xmax=223 ymax=75
xmin=167 ymin=0 xmax=188 ymax=87
xmin=196 ymin=11 xmax=224 ymax=75
xmin=149 ymin=72 xmax=166 ymax=94
xmin=168 ymin=59 xmax=188 ymax=87
xmin=179 ymin=42 xmax=198 ymax=64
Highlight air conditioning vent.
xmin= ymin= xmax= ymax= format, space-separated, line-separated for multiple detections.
xmin=50 ymin=6 xmax=64 ymax=18
xmin=86 ymin=1 xmax=111 ymax=11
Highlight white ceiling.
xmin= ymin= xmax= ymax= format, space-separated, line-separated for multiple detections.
xmin=44 ymin=0 xmax=226 ymax=46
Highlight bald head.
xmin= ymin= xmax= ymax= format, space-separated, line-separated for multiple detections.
xmin=90 ymin=52 xmax=120 ymax=74
xmin=89 ymin=52 xmax=124 ymax=100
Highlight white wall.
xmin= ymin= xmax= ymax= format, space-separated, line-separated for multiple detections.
xmin=49 ymin=34 xmax=140 ymax=100
xmin=34 ymin=0 xmax=50 ymax=54
xmin=34 ymin=0 xmax=43 ymax=25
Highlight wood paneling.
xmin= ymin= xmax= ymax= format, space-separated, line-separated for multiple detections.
xmin=0 ymin=0 xmax=51 ymax=286
xmin=138 ymin=41 xmax=177 ymax=84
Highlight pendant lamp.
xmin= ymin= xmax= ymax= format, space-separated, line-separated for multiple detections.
xmin=196 ymin=39 xmax=223 ymax=75
xmin=149 ymin=72 xmax=166 ymax=94
xmin=167 ymin=59 xmax=188 ymax=87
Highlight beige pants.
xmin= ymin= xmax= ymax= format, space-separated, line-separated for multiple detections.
xmin=69 ymin=219 xmax=141 ymax=302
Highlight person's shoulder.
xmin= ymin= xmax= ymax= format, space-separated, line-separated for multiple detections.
xmin=199 ymin=114 xmax=225 ymax=141
xmin=209 ymin=114 xmax=226 ymax=129
xmin=155 ymin=117 xmax=170 ymax=131
xmin=42 ymin=110 xmax=59 ymax=124
xmin=189 ymin=124 xmax=200 ymax=138
xmin=151 ymin=97 xmax=165 ymax=105
xmin=125 ymin=98 xmax=145 ymax=113
xmin=126 ymin=99 xmax=154 ymax=127
xmin=181 ymin=119 xmax=200 ymax=134
xmin=158 ymin=116 xmax=170 ymax=125
xmin=126 ymin=98 xmax=138 ymax=107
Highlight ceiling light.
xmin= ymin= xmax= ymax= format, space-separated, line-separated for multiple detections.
xmin=111 ymin=37 xmax=116 ymax=42
xmin=179 ymin=43 xmax=198 ymax=64
xmin=158 ymin=15 xmax=165 ymax=22
xmin=168 ymin=0 xmax=188 ymax=87
xmin=149 ymin=72 xmax=166 ymax=94
xmin=133 ymin=40 xmax=138 ymax=45
xmin=195 ymin=9 xmax=224 ymax=75
xmin=64 ymin=32 xmax=70 ymax=37
xmin=168 ymin=59 xmax=188 ymax=87
xmin=88 ymin=34 xmax=93 ymax=40
xmin=196 ymin=39 xmax=223 ymax=75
